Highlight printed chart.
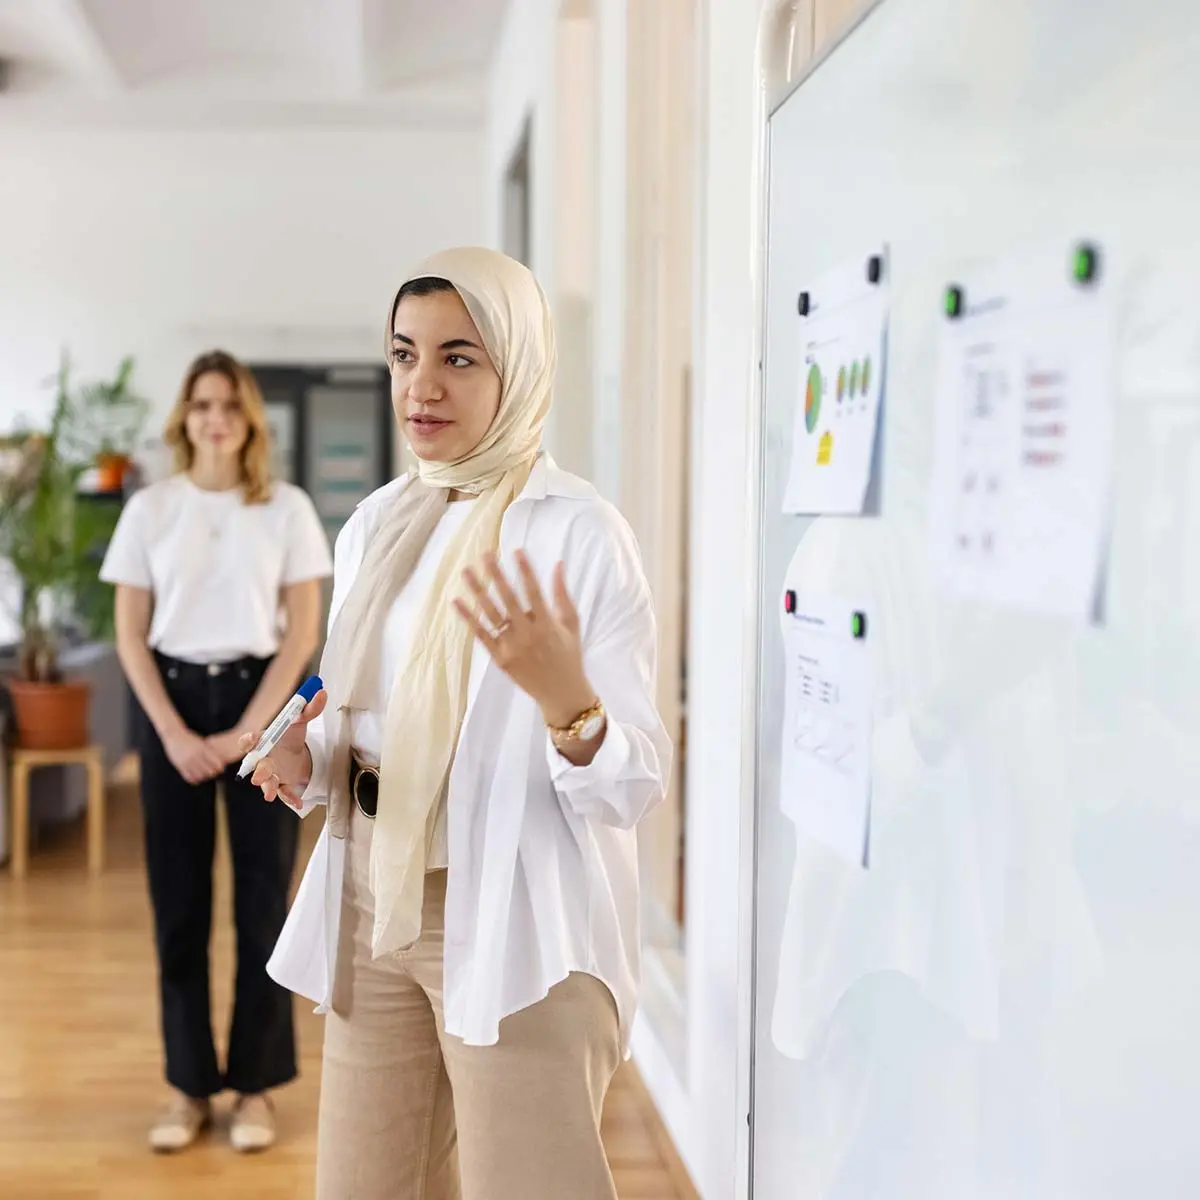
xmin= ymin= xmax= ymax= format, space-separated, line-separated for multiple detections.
xmin=779 ymin=594 xmax=874 ymax=867
xmin=783 ymin=251 xmax=889 ymax=514
xmin=928 ymin=240 xmax=1116 ymax=622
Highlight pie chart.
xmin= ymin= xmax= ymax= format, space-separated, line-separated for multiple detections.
xmin=804 ymin=365 xmax=822 ymax=433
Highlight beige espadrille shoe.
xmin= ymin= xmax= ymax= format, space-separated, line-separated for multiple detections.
xmin=230 ymin=1092 xmax=276 ymax=1153
xmin=148 ymin=1092 xmax=211 ymax=1153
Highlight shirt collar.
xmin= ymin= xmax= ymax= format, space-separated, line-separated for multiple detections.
xmin=517 ymin=452 xmax=597 ymax=503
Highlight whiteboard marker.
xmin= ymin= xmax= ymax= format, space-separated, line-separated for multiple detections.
xmin=236 ymin=674 xmax=323 ymax=779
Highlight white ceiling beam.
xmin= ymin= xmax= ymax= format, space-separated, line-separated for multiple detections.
xmin=326 ymin=0 xmax=363 ymax=96
xmin=353 ymin=0 xmax=390 ymax=96
xmin=40 ymin=0 xmax=125 ymax=93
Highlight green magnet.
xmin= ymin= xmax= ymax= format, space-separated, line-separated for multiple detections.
xmin=1073 ymin=243 xmax=1100 ymax=285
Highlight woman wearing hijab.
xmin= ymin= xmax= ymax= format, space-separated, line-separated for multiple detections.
xmin=243 ymin=247 xmax=671 ymax=1199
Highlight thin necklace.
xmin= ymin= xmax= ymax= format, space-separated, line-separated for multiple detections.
xmin=201 ymin=499 xmax=223 ymax=541
xmin=189 ymin=476 xmax=236 ymax=541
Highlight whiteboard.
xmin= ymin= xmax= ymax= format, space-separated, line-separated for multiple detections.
xmin=750 ymin=1 xmax=1200 ymax=1196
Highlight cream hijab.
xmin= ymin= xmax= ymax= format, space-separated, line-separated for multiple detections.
xmin=318 ymin=246 xmax=555 ymax=958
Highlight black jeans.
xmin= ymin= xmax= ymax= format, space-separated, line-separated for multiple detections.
xmin=136 ymin=651 xmax=300 ymax=1099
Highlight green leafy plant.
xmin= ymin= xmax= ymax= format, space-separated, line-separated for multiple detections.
xmin=60 ymin=355 xmax=150 ymax=463
xmin=0 ymin=353 xmax=149 ymax=681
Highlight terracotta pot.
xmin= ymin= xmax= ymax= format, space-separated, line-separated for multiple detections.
xmin=6 ymin=677 xmax=91 ymax=750
xmin=95 ymin=453 xmax=129 ymax=493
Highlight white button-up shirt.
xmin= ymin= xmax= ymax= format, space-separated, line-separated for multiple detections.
xmin=267 ymin=456 xmax=671 ymax=1050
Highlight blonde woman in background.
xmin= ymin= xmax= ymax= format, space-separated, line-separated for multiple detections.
xmin=101 ymin=351 xmax=333 ymax=1154
xmin=243 ymin=248 xmax=672 ymax=1199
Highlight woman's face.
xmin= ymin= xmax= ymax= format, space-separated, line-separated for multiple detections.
xmin=185 ymin=370 xmax=249 ymax=463
xmin=391 ymin=289 xmax=502 ymax=463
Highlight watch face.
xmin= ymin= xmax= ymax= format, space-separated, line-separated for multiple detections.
xmin=579 ymin=713 xmax=605 ymax=741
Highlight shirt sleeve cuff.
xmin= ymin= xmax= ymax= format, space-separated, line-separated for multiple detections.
xmin=546 ymin=717 xmax=631 ymax=789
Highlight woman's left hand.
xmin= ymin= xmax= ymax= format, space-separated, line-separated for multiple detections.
xmin=454 ymin=550 xmax=597 ymax=729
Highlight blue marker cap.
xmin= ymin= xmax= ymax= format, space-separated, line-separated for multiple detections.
xmin=297 ymin=675 xmax=323 ymax=703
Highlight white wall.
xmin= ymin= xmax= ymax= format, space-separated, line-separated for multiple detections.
xmin=592 ymin=0 xmax=628 ymax=504
xmin=485 ymin=0 xmax=557 ymax=269
xmin=486 ymin=2 xmax=768 ymax=1196
xmin=554 ymin=17 xmax=596 ymax=300
xmin=484 ymin=0 xmax=577 ymax=475
xmin=549 ymin=13 xmax=598 ymax=480
xmin=686 ymin=3 xmax=766 ymax=1197
xmin=0 ymin=127 xmax=485 ymax=439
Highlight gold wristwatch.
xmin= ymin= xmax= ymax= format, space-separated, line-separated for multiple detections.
xmin=548 ymin=699 xmax=607 ymax=748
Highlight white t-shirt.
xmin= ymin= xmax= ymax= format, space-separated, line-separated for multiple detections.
xmin=100 ymin=474 xmax=333 ymax=663
xmin=348 ymin=498 xmax=476 ymax=868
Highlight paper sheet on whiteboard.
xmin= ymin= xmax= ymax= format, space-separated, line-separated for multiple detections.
xmin=927 ymin=240 xmax=1116 ymax=623
xmin=783 ymin=252 xmax=889 ymax=515
xmin=779 ymin=595 xmax=873 ymax=867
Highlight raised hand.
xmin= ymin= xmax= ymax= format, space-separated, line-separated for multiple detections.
xmin=453 ymin=551 xmax=596 ymax=731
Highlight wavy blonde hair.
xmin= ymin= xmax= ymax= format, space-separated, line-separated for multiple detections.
xmin=163 ymin=350 xmax=272 ymax=504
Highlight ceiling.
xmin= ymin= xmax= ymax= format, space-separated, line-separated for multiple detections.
xmin=0 ymin=0 xmax=510 ymax=129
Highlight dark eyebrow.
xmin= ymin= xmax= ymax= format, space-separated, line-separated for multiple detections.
xmin=391 ymin=333 xmax=484 ymax=353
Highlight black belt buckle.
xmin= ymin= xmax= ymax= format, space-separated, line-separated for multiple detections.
xmin=351 ymin=761 xmax=379 ymax=819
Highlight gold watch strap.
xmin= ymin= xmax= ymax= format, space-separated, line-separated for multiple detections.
xmin=549 ymin=699 xmax=606 ymax=744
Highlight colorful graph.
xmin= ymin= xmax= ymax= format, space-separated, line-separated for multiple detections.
xmin=805 ymin=365 xmax=822 ymax=433
xmin=837 ymin=365 xmax=846 ymax=403
xmin=861 ymin=357 xmax=872 ymax=397
xmin=850 ymin=360 xmax=861 ymax=398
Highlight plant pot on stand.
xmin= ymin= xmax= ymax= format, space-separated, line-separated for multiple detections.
xmin=0 ymin=352 xmax=145 ymax=751
xmin=6 ymin=676 xmax=91 ymax=750
xmin=6 ymin=621 xmax=91 ymax=750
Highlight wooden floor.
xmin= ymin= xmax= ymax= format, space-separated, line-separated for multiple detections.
xmin=0 ymin=765 xmax=697 ymax=1200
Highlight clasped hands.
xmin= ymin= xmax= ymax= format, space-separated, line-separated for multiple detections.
xmin=161 ymin=724 xmax=252 ymax=786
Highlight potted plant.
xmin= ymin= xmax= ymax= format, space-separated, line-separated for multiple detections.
xmin=67 ymin=355 xmax=150 ymax=493
xmin=0 ymin=354 xmax=149 ymax=748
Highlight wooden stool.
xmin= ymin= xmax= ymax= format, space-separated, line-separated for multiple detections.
xmin=8 ymin=744 xmax=106 ymax=879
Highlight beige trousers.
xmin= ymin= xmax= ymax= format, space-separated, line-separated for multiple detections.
xmin=315 ymin=806 xmax=622 ymax=1200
